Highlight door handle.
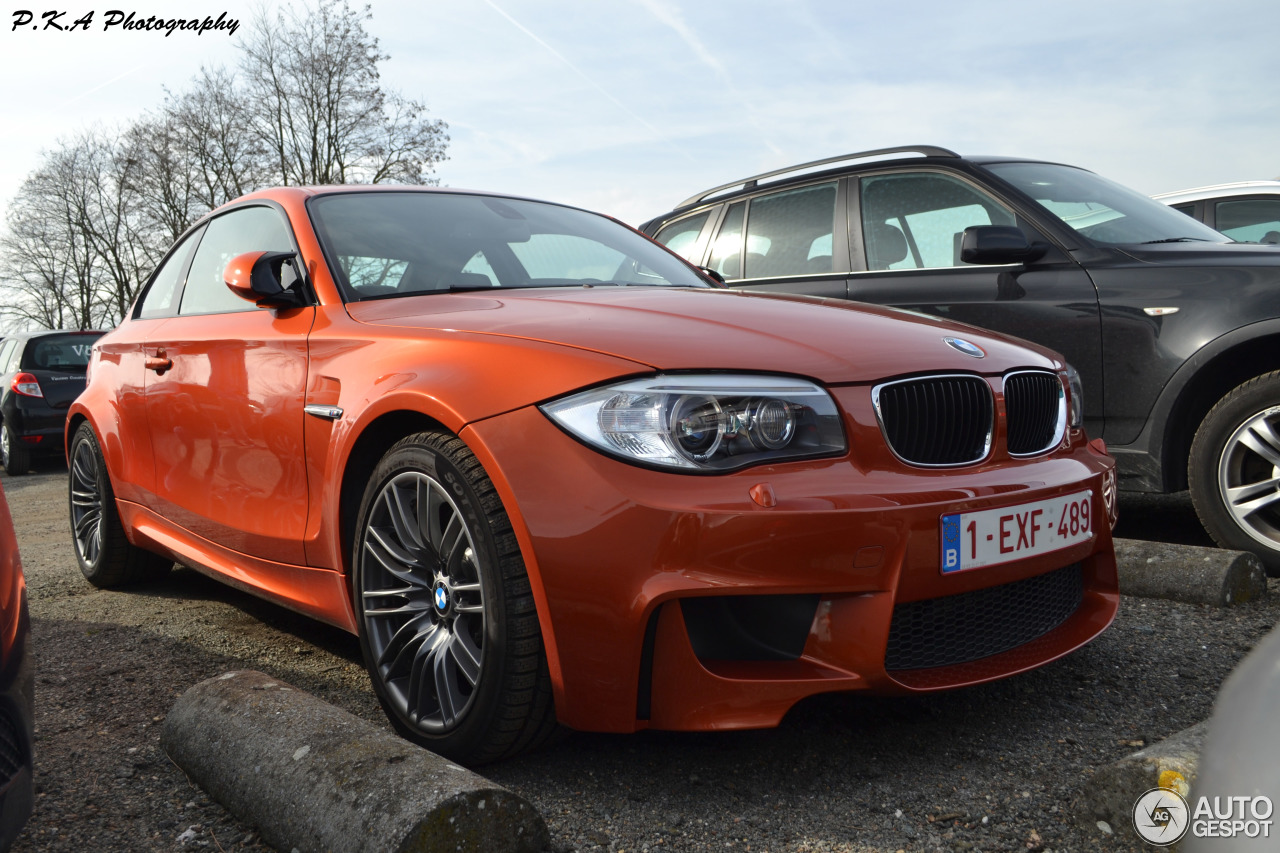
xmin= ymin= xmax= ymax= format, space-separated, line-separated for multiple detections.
xmin=145 ymin=356 xmax=172 ymax=374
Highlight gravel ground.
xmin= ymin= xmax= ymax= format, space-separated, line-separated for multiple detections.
xmin=4 ymin=463 xmax=1277 ymax=853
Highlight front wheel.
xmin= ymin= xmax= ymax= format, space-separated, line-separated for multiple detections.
xmin=1190 ymin=372 xmax=1280 ymax=574
xmin=352 ymin=431 xmax=558 ymax=764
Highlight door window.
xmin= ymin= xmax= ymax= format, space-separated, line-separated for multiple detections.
xmin=743 ymin=183 xmax=837 ymax=278
xmin=653 ymin=212 xmax=711 ymax=263
xmin=179 ymin=206 xmax=295 ymax=315
xmin=1215 ymin=199 xmax=1280 ymax=243
xmin=707 ymin=202 xmax=746 ymax=279
xmin=139 ymin=228 xmax=203 ymax=319
xmin=860 ymin=173 xmax=1016 ymax=270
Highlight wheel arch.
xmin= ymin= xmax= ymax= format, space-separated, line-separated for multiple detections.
xmin=1156 ymin=323 xmax=1280 ymax=492
xmin=335 ymin=407 xmax=567 ymax=726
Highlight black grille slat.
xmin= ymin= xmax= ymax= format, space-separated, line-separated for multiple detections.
xmin=1005 ymin=371 xmax=1063 ymax=456
xmin=885 ymin=564 xmax=1084 ymax=671
xmin=876 ymin=375 xmax=993 ymax=466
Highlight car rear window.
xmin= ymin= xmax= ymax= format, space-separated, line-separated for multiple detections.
xmin=23 ymin=334 xmax=103 ymax=372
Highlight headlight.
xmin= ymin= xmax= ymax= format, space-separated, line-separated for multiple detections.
xmin=541 ymin=374 xmax=847 ymax=471
xmin=1061 ymin=364 xmax=1084 ymax=429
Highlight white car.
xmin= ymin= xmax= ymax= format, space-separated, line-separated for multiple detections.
xmin=1154 ymin=181 xmax=1280 ymax=244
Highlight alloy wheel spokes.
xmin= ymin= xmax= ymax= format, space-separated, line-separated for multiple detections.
xmin=1221 ymin=411 xmax=1280 ymax=543
xmin=361 ymin=470 xmax=486 ymax=732
xmin=70 ymin=442 xmax=103 ymax=563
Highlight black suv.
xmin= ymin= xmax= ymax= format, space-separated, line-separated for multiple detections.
xmin=642 ymin=145 xmax=1280 ymax=569
xmin=0 ymin=330 xmax=103 ymax=475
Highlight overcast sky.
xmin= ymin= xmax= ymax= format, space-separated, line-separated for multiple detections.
xmin=1 ymin=0 xmax=1276 ymax=231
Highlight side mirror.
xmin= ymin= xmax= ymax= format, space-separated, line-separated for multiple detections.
xmin=697 ymin=265 xmax=727 ymax=287
xmin=959 ymin=226 xmax=1048 ymax=265
xmin=224 ymin=251 xmax=307 ymax=309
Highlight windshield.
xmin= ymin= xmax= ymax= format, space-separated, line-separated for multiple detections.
xmin=986 ymin=162 xmax=1228 ymax=246
xmin=309 ymin=192 xmax=707 ymax=301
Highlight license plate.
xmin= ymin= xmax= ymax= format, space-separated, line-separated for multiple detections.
xmin=940 ymin=490 xmax=1094 ymax=573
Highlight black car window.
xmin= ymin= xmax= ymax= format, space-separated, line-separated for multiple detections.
xmin=179 ymin=206 xmax=295 ymax=316
xmin=1215 ymin=200 xmax=1280 ymax=244
xmin=707 ymin=202 xmax=746 ymax=279
xmin=138 ymin=228 xmax=203 ymax=319
xmin=653 ymin=211 xmax=711 ymax=263
xmin=23 ymin=334 xmax=100 ymax=372
xmin=743 ymin=183 xmax=837 ymax=278
xmin=860 ymin=172 xmax=1016 ymax=270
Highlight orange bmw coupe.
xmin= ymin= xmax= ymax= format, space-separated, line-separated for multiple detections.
xmin=68 ymin=186 xmax=1118 ymax=763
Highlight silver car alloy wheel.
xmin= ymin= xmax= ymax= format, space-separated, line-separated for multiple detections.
xmin=359 ymin=470 xmax=487 ymax=733
xmin=69 ymin=436 xmax=104 ymax=566
xmin=1217 ymin=404 xmax=1280 ymax=550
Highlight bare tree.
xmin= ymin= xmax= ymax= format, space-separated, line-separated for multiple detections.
xmin=0 ymin=0 xmax=449 ymax=330
xmin=238 ymin=0 xmax=448 ymax=185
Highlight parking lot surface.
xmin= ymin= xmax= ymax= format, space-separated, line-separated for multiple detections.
xmin=6 ymin=465 xmax=1275 ymax=852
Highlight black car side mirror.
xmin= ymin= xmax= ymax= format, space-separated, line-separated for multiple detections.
xmin=224 ymin=251 xmax=307 ymax=309
xmin=959 ymin=226 xmax=1048 ymax=265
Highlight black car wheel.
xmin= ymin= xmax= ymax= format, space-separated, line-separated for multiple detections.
xmin=1190 ymin=372 xmax=1280 ymax=573
xmin=353 ymin=431 xmax=558 ymax=764
xmin=1 ymin=424 xmax=30 ymax=476
xmin=68 ymin=422 xmax=172 ymax=586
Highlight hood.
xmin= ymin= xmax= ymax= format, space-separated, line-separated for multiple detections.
xmin=345 ymin=287 xmax=1060 ymax=384
xmin=1118 ymin=241 xmax=1280 ymax=266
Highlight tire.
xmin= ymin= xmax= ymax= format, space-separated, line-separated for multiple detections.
xmin=1190 ymin=371 xmax=1280 ymax=574
xmin=68 ymin=423 xmax=172 ymax=587
xmin=352 ymin=431 xmax=559 ymax=764
xmin=1 ymin=423 xmax=30 ymax=476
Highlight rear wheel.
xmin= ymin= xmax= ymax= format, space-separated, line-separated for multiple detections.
xmin=1 ymin=424 xmax=30 ymax=476
xmin=353 ymin=431 xmax=558 ymax=764
xmin=68 ymin=423 xmax=172 ymax=586
xmin=1190 ymin=372 xmax=1280 ymax=574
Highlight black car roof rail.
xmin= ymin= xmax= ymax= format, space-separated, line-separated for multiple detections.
xmin=675 ymin=145 xmax=961 ymax=209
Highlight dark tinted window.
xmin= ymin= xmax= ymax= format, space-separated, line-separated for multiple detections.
xmin=861 ymin=173 xmax=1015 ymax=270
xmin=743 ymin=183 xmax=836 ymax=278
xmin=180 ymin=206 xmax=294 ymax=315
xmin=1216 ymin=199 xmax=1280 ymax=243
xmin=22 ymin=334 xmax=103 ymax=372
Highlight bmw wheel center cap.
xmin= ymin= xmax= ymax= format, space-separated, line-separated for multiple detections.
xmin=434 ymin=584 xmax=450 ymax=613
xmin=944 ymin=337 xmax=986 ymax=358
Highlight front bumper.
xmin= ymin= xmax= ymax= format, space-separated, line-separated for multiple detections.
xmin=463 ymin=396 xmax=1118 ymax=734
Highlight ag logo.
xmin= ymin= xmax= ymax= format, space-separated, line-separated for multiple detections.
xmin=1133 ymin=787 xmax=1190 ymax=845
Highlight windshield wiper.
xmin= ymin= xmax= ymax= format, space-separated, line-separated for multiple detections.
xmin=1141 ymin=237 xmax=1214 ymax=244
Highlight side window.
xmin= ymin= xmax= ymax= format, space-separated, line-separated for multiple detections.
xmin=860 ymin=173 xmax=1016 ymax=270
xmin=1215 ymin=199 xmax=1280 ymax=243
xmin=180 ymin=206 xmax=295 ymax=316
xmin=743 ymin=182 xmax=836 ymax=278
xmin=707 ymin=202 xmax=746 ymax=279
xmin=138 ymin=228 xmax=202 ymax=319
xmin=1171 ymin=203 xmax=1197 ymax=217
xmin=653 ymin=212 xmax=711 ymax=262
xmin=0 ymin=340 xmax=17 ymax=374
